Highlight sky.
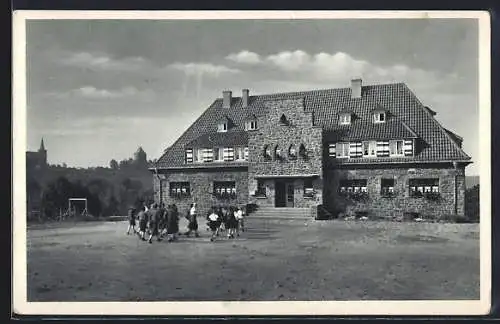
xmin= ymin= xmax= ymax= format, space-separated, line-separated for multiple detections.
xmin=26 ymin=18 xmax=479 ymax=175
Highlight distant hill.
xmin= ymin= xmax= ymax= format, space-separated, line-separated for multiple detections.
xmin=466 ymin=176 xmax=479 ymax=189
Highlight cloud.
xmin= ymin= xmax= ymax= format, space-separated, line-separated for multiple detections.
xmin=58 ymin=51 xmax=149 ymax=71
xmin=225 ymin=49 xmax=453 ymax=91
xmin=168 ymin=62 xmax=240 ymax=77
xmin=46 ymin=86 xmax=155 ymax=100
xmin=226 ymin=50 xmax=261 ymax=64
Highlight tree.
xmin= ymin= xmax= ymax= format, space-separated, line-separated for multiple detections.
xmin=465 ymin=184 xmax=479 ymax=222
xmin=109 ymin=159 xmax=119 ymax=170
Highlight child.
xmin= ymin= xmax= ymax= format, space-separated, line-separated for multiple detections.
xmin=166 ymin=204 xmax=178 ymax=242
xmin=126 ymin=206 xmax=137 ymax=235
xmin=137 ymin=206 xmax=147 ymax=241
xmin=227 ymin=206 xmax=238 ymax=239
xmin=235 ymin=206 xmax=244 ymax=236
xmin=147 ymin=203 xmax=162 ymax=244
xmin=207 ymin=208 xmax=220 ymax=242
xmin=185 ymin=203 xmax=200 ymax=237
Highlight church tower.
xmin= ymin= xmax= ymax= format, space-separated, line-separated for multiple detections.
xmin=38 ymin=138 xmax=47 ymax=166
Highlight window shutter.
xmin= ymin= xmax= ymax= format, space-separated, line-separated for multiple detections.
xmin=223 ymin=147 xmax=234 ymax=161
xmin=328 ymin=143 xmax=336 ymax=157
xmin=244 ymin=147 xmax=249 ymax=160
xmin=349 ymin=142 xmax=362 ymax=158
xmin=404 ymin=140 xmax=413 ymax=156
xmin=202 ymin=148 xmax=213 ymax=162
xmin=185 ymin=148 xmax=193 ymax=163
xmin=376 ymin=141 xmax=389 ymax=157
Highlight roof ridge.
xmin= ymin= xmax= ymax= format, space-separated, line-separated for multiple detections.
xmin=402 ymin=83 xmax=471 ymax=160
xmin=213 ymin=81 xmax=406 ymax=100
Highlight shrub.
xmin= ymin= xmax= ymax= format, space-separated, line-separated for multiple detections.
xmin=465 ymin=185 xmax=479 ymax=222
xmin=403 ymin=211 xmax=420 ymax=221
xmin=315 ymin=205 xmax=335 ymax=220
xmin=355 ymin=210 xmax=369 ymax=219
xmin=438 ymin=214 xmax=470 ymax=223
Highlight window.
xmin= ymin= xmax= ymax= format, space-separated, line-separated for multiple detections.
xmin=279 ymin=114 xmax=289 ymax=125
xmin=299 ymin=144 xmax=307 ymax=157
xmin=373 ymin=112 xmax=386 ymax=123
xmin=213 ymin=147 xmax=223 ymax=162
xmin=389 ymin=140 xmax=404 ymax=156
xmin=263 ymin=145 xmax=272 ymax=160
xmin=274 ymin=145 xmax=282 ymax=160
xmin=339 ymin=179 xmax=368 ymax=193
xmin=362 ymin=141 xmax=377 ymax=157
xmin=213 ymin=181 xmax=236 ymax=199
xmin=288 ymin=144 xmax=297 ymax=159
xmin=409 ymin=178 xmax=439 ymax=197
xmin=235 ymin=147 xmax=245 ymax=161
xmin=336 ymin=143 xmax=350 ymax=158
xmin=217 ymin=122 xmax=228 ymax=132
xmin=339 ymin=113 xmax=351 ymax=125
xmin=193 ymin=148 xmax=204 ymax=163
xmin=381 ymin=178 xmax=395 ymax=196
xmin=304 ymin=179 xmax=314 ymax=198
xmin=256 ymin=180 xmax=266 ymax=197
xmin=169 ymin=182 xmax=190 ymax=198
xmin=245 ymin=120 xmax=258 ymax=130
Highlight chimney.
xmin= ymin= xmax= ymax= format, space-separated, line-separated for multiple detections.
xmin=242 ymin=89 xmax=249 ymax=108
xmin=351 ymin=78 xmax=362 ymax=99
xmin=223 ymin=90 xmax=232 ymax=108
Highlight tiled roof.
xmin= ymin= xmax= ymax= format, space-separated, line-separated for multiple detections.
xmin=155 ymin=82 xmax=471 ymax=169
xmin=324 ymin=119 xmax=418 ymax=142
xmin=186 ymin=131 xmax=248 ymax=148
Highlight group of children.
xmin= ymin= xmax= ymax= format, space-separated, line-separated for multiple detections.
xmin=126 ymin=202 xmax=246 ymax=243
xmin=126 ymin=202 xmax=181 ymax=243
xmin=206 ymin=206 xmax=245 ymax=242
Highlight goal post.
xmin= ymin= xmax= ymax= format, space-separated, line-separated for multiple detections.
xmin=67 ymin=198 xmax=88 ymax=218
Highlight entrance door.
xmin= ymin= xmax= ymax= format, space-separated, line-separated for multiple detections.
xmin=286 ymin=182 xmax=294 ymax=207
xmin=275 ymin=181 xmax=286 ymax=207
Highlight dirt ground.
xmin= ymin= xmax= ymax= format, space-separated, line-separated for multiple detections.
xmin=27 ymin=217 xmax=480 ymax=301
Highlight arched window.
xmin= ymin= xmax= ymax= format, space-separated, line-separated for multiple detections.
xmin=299 ymin=143 xmax=307 ymax=157
xmin=263 ymin=145 xmax=271 ymax=159
xmin=274 ymin=145 xmax=282 ymax=160
xmin=288 ymin=144 xmax=297 ymax=159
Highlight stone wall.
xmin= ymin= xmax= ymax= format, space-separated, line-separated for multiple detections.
xmin=153 ymin=168 xmax=248 ymax=217
xmin=247 ymin=98 xmax=324 ymax=208
xmin=323 ymin=164 xmax=466 ymax=219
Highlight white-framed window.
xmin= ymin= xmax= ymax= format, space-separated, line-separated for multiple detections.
xmin=274 ymin=145 xmax=282 ymax=159
xmin=235 ymin=147 xmax=245 ymax=161
xmin=373 ymin=112 xmax=386 ymax=123
xmin=339 ymin=113 xmax=351 ymax=125
xmin=213 ymin=147 xmax=223 ymax=162
xmin=245 ymin=120 xmax=258 ymax=130
xmin=409 ymin=178 xmax=439 ymax=197
xmin=217 ymin=122 xmax=228 ymax=132
xmin=288 ymin=144 xmax=297 ymax=159
xmin=362 ymin=141 xmax=377 ymax=157
xmin=389 ymin=140 xmax=404 ymax=156
xmin=193 ymin=148 xmax=204 ymax=163
xmin=336 ymin=143 xmax=350 ymax=158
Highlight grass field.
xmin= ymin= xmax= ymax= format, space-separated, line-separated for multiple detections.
xmin=27 ymin=217 xmax=480 ymax=301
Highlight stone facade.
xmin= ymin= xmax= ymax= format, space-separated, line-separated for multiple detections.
xmin=154 ymin=168 xmax=248 ymax=217
xmin=323 ymin=163 xmax=466 ymax=219
xmin=247 ymin=98 xmax=324 ymax=209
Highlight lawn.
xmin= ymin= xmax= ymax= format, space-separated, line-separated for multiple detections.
xmin=27 ymin=216 xmax=480 ymax=301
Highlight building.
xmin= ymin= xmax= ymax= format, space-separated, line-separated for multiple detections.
xmin=26 ymin=138 xmax=47 ymax=170
xmin=151 ymin=79 xmax=472 ymax=219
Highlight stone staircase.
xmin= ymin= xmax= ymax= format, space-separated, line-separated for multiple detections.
xmin=248 ymin=207 xmax=314 ymax=220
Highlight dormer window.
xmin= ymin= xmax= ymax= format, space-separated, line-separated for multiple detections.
xmin=245 ymin=120 xmax=258 ymax=131
xmin=217 ymin=122 xmax=228 ymax=132
xmin=373 ymin=112 xmax=386 ymax=123
xmin=339 ymin=113 xmax=351 ymax=125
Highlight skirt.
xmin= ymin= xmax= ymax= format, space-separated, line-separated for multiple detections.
xmin=129 ymin=219 xmax=136 ymax=226
xmin=139 ymin=219 xmax=147 ymax=232
xmin=188 ymin=220 xmax=198 ymax=231
xmin=148 ymin=221 xmax=159 ymax=236
xmin=167 ymin=221 xmax=179 ymax=234
xmin=208 ymin=221 xmax=219 ymax=231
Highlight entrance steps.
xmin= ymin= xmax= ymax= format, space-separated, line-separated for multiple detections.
xmin=249 ymin=207 xmax=314 ymax=220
